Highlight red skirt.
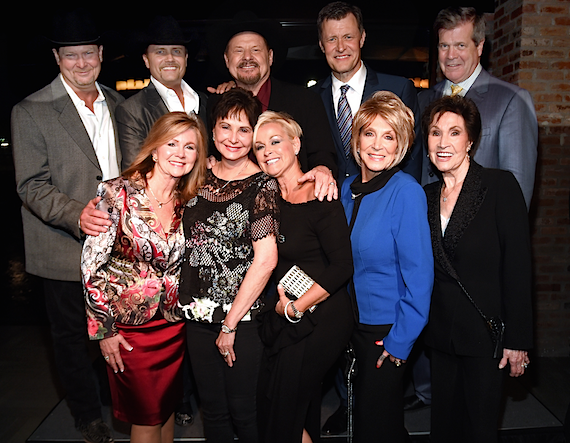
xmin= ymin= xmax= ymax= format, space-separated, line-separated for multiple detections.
xmin=107 ymin=314 xmax=186 ymax=425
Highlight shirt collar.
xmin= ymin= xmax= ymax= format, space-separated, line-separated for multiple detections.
xmin=331 ymin=61 xmax=367 ymax=94
xmin=150 ymin=76 xmax=200 ymax=114
xmin=445 ymin=63 xmax=482 ymax=95
xmin=59 ymin=74 xmax=105 ymax=108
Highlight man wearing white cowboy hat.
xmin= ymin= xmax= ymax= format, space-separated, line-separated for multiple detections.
xmin=11 ymin=8 xmax=124 ymax=443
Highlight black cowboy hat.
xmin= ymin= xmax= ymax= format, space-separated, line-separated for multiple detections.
xmin=124 ymin=15 xmax=201 ymax=59
xmin=206 ymin=10 xmax=287 ymax=76
xmin=48 ymin=8 xmax=101 ymax=47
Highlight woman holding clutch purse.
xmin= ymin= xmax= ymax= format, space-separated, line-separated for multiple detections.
xmin=340 ymin=91 xmax=434 ymax=443
xmin=254 ymin=111 xmax=354 ymax=443
xmin=422 ymin=95 xmax=532 ymax=443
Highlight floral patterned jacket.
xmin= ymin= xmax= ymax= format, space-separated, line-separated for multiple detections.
xmin=82 ymin=176 xmax=184 ymax=340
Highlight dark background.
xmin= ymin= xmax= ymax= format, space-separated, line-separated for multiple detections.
xmin=0 ymin=0 xmax=494 ymax=324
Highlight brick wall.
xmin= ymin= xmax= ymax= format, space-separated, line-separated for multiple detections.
xmin=491 ymin=0 xmax=570 ymax=356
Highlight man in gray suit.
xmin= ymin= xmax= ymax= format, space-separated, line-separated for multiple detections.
xmin=420 ymin=6 xmax=538 ymax=208
xmin=407 ymin=5 xmax=538 ymax=413
xmin=116 ymin=15 xmax=207 ymax=170
xmin=11 ymin=10 xmax=123 ymax=443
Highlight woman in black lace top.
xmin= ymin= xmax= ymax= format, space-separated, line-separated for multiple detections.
xmin=178 ymin=89 xmax=279 ymax=443
xmin=253 ymin=111 xmax=354 ymax=443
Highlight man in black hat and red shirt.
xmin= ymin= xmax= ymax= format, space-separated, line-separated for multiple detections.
xmin=116 ymin=15 xmax=207 ymax=170
xmin=11 ymin=8 xmax=123 ymax=443
xmin=207 ymin=11 xmax=339 ymax=201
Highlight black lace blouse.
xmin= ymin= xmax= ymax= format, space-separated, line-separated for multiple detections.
xmin=178 ymin=170 xmax=280 ymax=323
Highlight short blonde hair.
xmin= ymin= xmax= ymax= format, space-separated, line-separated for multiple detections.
xmin=352 ymin=91 xmax=415 ymax=170
xmin=253 ymin=110 xmax=303 ymax=143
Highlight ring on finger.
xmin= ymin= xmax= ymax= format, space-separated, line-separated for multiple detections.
xmin=394 ymin=359 xmax=402 ymax=367
xmin=222 ymin=351 xmax=229 ymax=357
xmin=378 ymin=354 xmax=387 ymax=362
xmin=104 ymin=355 xmax=110 ymax=361
xmin=522 ymin=363 xmax=528 ymax=369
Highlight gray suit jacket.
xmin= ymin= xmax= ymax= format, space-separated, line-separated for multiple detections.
xmin=116 ymin=82 xmax=207 ymax=170
xmin=11 ymin=76 xmax=125 ymax=281
xmin=420 ymin=69 xmax=538 ymax=208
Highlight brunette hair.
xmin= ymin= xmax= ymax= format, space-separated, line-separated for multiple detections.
xmin=434 ymin=6 xmax=486 ymax=45
xmin=123 ymin=112 xmax=208 ymax=203
xmin=209 ymin=87 xmax=263 ymax=131
xmin=351 ymin=91 xmax=415 ymax=169
xmin=317 ymin=2 xmax=364 ymax=42
xmin=421 ymin=95 xmax=482 ymax=151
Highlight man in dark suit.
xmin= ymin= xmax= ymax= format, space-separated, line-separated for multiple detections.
xmin=207 ymin=12 xmax=339 ymax=200
xmin=314 ymin=1 xmax=423 ymax=187
xmin=419 ymin=6 xmax=538 ymax=208
xmin=116 ymin=15 xmax=207 ymax=169
xmin=406 ymin=5 xmax=539 ymax=413
xmin=11 ymin=10 xmax=124 ymax=443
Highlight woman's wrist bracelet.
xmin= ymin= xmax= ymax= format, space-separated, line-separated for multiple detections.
xmin=284 ymin=300 xmax=301 ymax=324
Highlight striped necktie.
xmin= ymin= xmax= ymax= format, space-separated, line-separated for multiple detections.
xmin=337 ymin=84 xmax=353 ymax=158
xmin=450 ymin=84 xmax=464 ymax=97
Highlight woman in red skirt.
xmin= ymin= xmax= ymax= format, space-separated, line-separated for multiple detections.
xmin=82 ymin=112 xmax=208 ymax=442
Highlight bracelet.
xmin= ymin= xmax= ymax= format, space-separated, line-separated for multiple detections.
xmin=221 ymin=324 xmax=238 ymax=334
xmin=290 ymin=301 xmax=303 ymax=319
xmin=284 ymin=300 xmax=301 ymax=324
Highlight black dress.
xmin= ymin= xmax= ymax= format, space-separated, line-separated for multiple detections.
xmin=257 ymin=197 xmax=354 ymax=443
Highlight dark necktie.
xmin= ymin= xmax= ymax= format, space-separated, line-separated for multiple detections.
xmin=337 ymin=84 xmax=353 ymax=158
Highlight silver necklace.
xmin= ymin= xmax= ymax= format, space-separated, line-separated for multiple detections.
xmin=214 ymin=160 xmax=250 ymax=194
xmin=147 ymin=184 xmax=174 ymax=208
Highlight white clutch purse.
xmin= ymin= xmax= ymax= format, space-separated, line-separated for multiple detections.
xmin=279 ymin=265 xmax=317 ymax=312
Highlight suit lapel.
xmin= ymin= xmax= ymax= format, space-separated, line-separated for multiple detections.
xmin=319 ymin=75 xmax=347 ymax=168
xmin=465 ymin=69 xmax=490 ymax=104
xmin=51 ymin=78 xmax=100 ymax=170
xmin=442 ymin=162 xmax=487 ymax=262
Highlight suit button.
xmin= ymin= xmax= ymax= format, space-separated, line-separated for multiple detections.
xmin=96 ymin=175 xmax=103 ymax=181
xmin=429 ymin=172 xmax=434 ymax=177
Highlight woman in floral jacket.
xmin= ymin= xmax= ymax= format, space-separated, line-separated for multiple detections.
xmin=82 ymin=112 xmax=208 ymax=443
xmin=178 ymin=88 xmax=279 ymax=443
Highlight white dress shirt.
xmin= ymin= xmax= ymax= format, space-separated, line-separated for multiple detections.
xmin=60 ymin=74 xmax=119 ymax=181
xmin=443 ymin=63 xmax=483 ymax=97
xmin=332 ymin=62 xmax=368 ymax=118
xmin=151 ymin=76 xmax=200 ymax=115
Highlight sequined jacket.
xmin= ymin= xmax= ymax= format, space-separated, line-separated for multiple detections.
xmin=82 ymin=176 xmax=184 ymax=340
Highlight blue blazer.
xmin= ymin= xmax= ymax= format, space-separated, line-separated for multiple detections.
xmin=341 ymin=171 xmax=434 ymax=360
xmin=419 ymin=68 xmax=538 ymax=208
xmin=315 ymin=63 xmax=423 ymax=187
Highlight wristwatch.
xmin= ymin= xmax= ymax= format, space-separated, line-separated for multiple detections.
xmin=290 ymin=301 xmax=303 ymax=319
xmin=221 ymin=324 xmax=238 ymax=334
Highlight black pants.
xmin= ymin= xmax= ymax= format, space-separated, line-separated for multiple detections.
xmin=187 ymin=321 xmax=262 ymax=443
xmin=43 ymin=279 xmax=103 ymax=426
xmin=430 ymin=347 xmax=503 ymax=443
xmin=352 ymin=324 xmax=408 ymax=443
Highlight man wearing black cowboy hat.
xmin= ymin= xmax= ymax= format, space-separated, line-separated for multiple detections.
xmin=11 ymin=8 xmax=124 ymax=443
xmin=207 ymin=11 xmax=339 ymax=201
xmin=116 ymin=15 xmax=207 ymax=170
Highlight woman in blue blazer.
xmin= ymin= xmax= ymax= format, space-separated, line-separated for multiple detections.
xmin=341 ymin=91 xmax=434 ymax=443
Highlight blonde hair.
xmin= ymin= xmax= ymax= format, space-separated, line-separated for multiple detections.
xmin=123 ymin=112 xmax=208 ymax=203
xmin=254 ymin=110 xmax=303 ymax=142
xmin=352 ymin=91 xmax=415 ymax=170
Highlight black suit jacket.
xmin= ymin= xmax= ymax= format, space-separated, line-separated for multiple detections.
xmin=116 ymin=82 xmax=207 ymax=169
xmin=423 ymin=162 xmax=533 ymax=357
xmin=206 ymin=77 xmax=338 ymax=176
xmin=315 ymin=63 xmax=423 ymax=186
